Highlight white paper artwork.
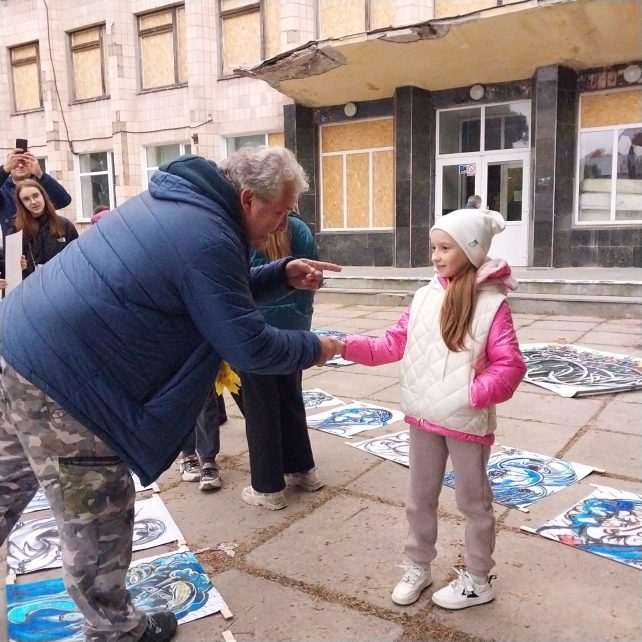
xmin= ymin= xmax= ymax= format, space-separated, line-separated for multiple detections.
xmin=307 ymin=401 xmax=405 ymax=437
xmin=302 ymin=388 xmax=344 ymax=409
xmin=5 ymin=230 xmax=23 ymax=293
xmin=349 ymin=430 xmax=410 ymax=466
xmin=8 ymin=495 xmax=183 ymax=574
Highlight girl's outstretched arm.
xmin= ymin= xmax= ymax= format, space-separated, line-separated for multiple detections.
xmin=471 ymin=302 xmax=526 ymax=408
xmin=343 ymin=309 xmax=409 ymax=366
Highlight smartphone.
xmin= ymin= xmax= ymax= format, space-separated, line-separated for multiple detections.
xmin=15 ymin=138 xmax=28 ymax=152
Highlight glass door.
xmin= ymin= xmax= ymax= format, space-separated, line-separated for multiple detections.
xmin=435 ymin=151 xmax=530 ymax=265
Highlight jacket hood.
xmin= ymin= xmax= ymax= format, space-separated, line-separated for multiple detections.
xmin=475 ymin=258 xmax=518 ymax=292
xmin=150 ymin=154 xmax=241 ymax=222
xmin=437 ymin=258 xmax=518 ymax=293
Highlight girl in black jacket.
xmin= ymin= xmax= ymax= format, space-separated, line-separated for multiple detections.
xmin=12 ymin=179 xmax=78 ymax=277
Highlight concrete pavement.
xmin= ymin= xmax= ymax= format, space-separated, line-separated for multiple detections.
xmin=1 ymin=303 xmax=641 ymax=642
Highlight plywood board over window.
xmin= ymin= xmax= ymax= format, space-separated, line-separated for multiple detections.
xmin=70 ymin=26 xmax=106 ymax=101
xmin=220 ymin=1 xmax=262 ymax=76
xmin=369 ymin=0 xmax=395 ymax=30
xmin=138 ymin=6 xmax=186 ymax=90
xmin=11 ymin=43 xmax=41 ymax=112
xmin=263 ymin=0 xmax=281 ymax=59
xmin=581 ymin=89 xmax=642 ymax=128
xmin=267 ymin=132 xmax=284 ymax=147
xmin=320 ymin=118 xmax=394 ymax=231
xmin=319 ymin=0 xmax=366 ymax=38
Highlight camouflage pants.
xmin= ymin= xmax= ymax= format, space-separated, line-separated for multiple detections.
xmin=0 ymin=361 xmax=147 ymax=642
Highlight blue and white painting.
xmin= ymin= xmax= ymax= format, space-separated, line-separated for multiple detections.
xmin=23 ymin=473 xmax=157 ymax=514
xmin=302 ymin=388 xmax=344 ymax=409
xmin=307 ymin=401 xmax=405 ymax=437
xmin=531 ymin=485 xmax=642 ymax=569
xmin=6 ymin=549 xmax=228 ymax=642
xmin=349 ymin=430 xmax=410 ymax=466
xmin=443 ymin=447 xmax=595 ymax=510
xmin=521 ymin=343 xmax=642 ymax=397
xmin=9 ymin=495 xmax=183 ymax=575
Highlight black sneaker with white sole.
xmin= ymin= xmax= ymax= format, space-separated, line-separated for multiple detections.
xmin=138 ymin=611 xmax=178 ymax=642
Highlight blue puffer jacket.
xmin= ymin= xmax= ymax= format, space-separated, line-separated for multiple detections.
xmin=251 ymin=214 xmax=317 ymax=331
xmin=0 ymin=155 xmax=321 ymax=484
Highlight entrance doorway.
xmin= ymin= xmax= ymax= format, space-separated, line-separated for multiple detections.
xmin=435 ymin=102 xmax=531 ymax=266
xmin=435 ymin=152 xmax=530 ymax=265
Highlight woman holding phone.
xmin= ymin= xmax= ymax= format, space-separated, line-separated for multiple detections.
xmin=11 ymin=179 xmax=78 ymax=277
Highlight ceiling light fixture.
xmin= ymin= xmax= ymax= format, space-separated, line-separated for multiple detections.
xmin=469 ymin=84 xmax=485 ymax=101
xmin=622 ymin=64 xmax=642 ymax=84
xmin=344 ymin=102 xmax=358 ymax=117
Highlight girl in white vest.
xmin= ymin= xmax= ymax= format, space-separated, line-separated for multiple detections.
xmin=338 ymin=209 xmax=526 ymax=610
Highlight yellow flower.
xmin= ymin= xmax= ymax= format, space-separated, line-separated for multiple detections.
xmin=215 ymin=361 xmax=241 ymax=395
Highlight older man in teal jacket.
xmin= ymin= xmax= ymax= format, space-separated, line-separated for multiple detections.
xmin=0 ymin=147 xmax=341 ymax=642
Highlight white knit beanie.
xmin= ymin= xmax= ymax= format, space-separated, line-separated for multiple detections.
xmin=431 ymin=208 xmax=506 ymax=268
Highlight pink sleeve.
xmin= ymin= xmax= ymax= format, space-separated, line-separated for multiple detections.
xmin=343 ymin=309 xmax=409 ymax=366
xmin=470 ymin=302 xmax=526 ymax=409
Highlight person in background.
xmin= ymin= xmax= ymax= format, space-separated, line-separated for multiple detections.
xmin=240 ymin=212 xmax=324 ymax=510
xmin=464 ymin=194 xmax=482 ymax=209
xmin=91 ymin=204 xmax=111 ymax=224
xmin=11 ymin=179 xmax=78 ymax=277
xmin=0 ymin=148 xmax=72 ymax=237
xmin=337 ymin=209 xmax=526 ymax=610
xmin=0 ymin=147 xmax=342 ymax=642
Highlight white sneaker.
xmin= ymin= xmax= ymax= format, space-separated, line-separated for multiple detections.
xmin=431 ymin=569 xmax=496 ymax=610
xmin=391 ymin=562 xmax=433 ymax=606
xmin=285 ymin=468 xmax=325 ymax=491
xmin=179 ymin=456 xmax=201 ymax=482
xmin=241 ymin=485 xmax=287 ymax=510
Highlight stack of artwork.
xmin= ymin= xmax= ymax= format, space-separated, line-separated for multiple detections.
xmin=6 ymin=472 xmax=230 ymax=641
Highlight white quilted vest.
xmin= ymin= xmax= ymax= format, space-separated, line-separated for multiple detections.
xmin=400 ymin=278 xmax=505 ymax=437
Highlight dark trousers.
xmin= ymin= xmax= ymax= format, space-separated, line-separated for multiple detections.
xmin=240 ymin=370 xmax=314 ymax=493
xmin=181 ymin=389 xmax=245 ymax=464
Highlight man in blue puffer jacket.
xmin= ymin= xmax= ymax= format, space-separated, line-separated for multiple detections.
xmin=0 ymin=147 xmax=342 ymax=642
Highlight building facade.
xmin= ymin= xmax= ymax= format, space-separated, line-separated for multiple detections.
xmin=1 ymin=0 xmax=641 ymax=267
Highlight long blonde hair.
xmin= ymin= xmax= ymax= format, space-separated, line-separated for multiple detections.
xmin=440 ymin=262 xmax=478 ymax=352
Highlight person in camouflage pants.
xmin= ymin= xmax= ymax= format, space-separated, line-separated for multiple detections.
xmin=0 ymin=362 xmax=147 ymax=642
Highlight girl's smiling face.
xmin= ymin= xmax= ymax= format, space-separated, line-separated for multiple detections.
xmin=18 ymin=185 xmax=46 ymax=218
xmin=431 ymin=229 xmax=471 ymax=278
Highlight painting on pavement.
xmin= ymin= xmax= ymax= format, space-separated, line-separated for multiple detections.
xmin=308 ymin=401 xmax=405 ymax=437
xmin=443 ymin=447 xmax=595 ymax=511
xmin=526 ymin=485 xmax=642 ymax=569
xmin=349 ymin=430 xmax=410 ymax=466
xmin=520 ymin=343 xmax=642 ymax=397
xmin=302 ymin=388 xmax=345 ymax=409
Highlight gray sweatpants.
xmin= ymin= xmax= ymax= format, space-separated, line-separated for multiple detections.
xmin=404 ymin=426 xmax=496 ymax=577
xmin=0 ymin=362 xmax=146 ymax=642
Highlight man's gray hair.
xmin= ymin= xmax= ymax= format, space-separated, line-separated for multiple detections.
xmin=220 ymin=145 xmax=309 ymax=201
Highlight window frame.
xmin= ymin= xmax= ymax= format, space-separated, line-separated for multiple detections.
xmin=74 ymin=151 xmax=116 ymax=222
xmin=319 ymin=117 xmax=395 ymax=232
xmin=218 ymin=0 xmax=264 ymax=79
xmin=137 ymin=4 xmax=187 ymax=93
xmin=574 ymin=122 xmax=642 ymax=226
xmin=142 ymin=142 xmax=192 ymax=188
xmin=9 ymin=41 xmax=43 ymax=114
xmin=223 ymin=133 xmax=268 ymax=158
xmin=68 ymin=24 xmax=108 ymax=103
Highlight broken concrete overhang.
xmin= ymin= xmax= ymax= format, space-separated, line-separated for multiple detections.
xmin=236 ymin=0 xmax=642 ymax=107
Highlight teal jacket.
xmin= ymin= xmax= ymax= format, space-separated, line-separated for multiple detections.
xmin=251 ymin=214 xmax=317 ymax=331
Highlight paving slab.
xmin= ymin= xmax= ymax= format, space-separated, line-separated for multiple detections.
xmin=579 ymin=330 xmax=642 ymax=348
xmin=523 ymin=319 xmax=600 ymax=332
xmin=563 ymin=429 xmax=642 ymax=479
xmin=494 ymin=417 xmax=580 ymax=455
xmin=428 ymin=528 xmax=641 ymax=642
xmin=516 ymin=327 xmax=589 ymax=343
xmin=245 ymin=494 xmax=464 ymax=613
xmin=593 ymin=399 xmax=642 ymax=434
xmin=306 ymin=370 xmax=398 ymax=400
xmin=202 ymin=569 xmax=404 ymax=642
xmin=497 ymin=390 xmax=604 ymax=427
xmin=594 ymin=321 xmax=642 ymax=334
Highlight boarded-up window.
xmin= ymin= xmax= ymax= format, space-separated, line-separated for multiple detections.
xmin=220 ymin=1 xmax=262 ymax=76
xmin=11 ymin=43 xmax=41 ymax=112
xmin=319 ymin=0 xmax=366 ymax=38
xmin=70 ymin=26 xmax=106 ymax=101
xmin=138 ymin=6 xmax=187 ymax=90
xmin=320 ymin=118 xmax=394 ymax=230
xmin=267 ymin=132 xmax=284 ymax=147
